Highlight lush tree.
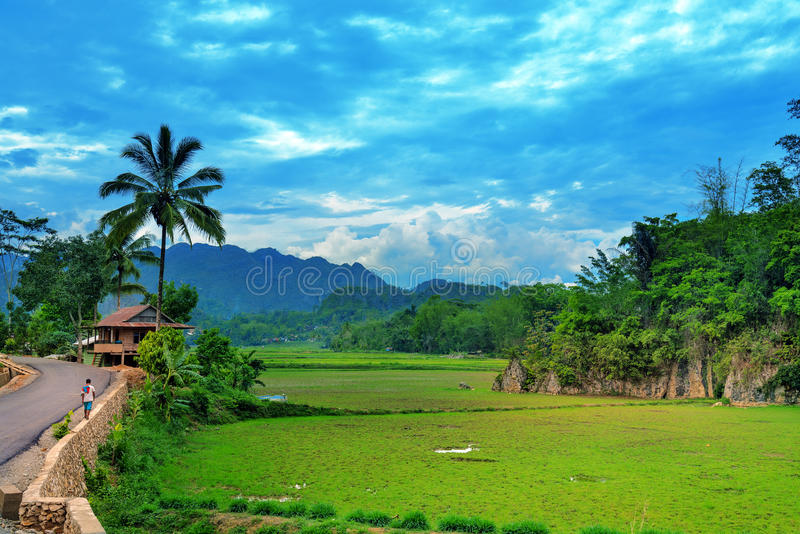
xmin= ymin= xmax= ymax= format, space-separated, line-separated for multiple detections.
xmin=103 ymin=232 xmax=159 ymax=310
xmin=776 ymin=98 xmax=800 ymax=186
xmin=749 ymin=162 xmax=794 ymax=212
xmin=98 ymin=124 xmax=225 ymax=327
xmin=136 ymin=327 xmax=186 ymax=377
xmin=194 ymin=327 xmax=236 ymax=377
xmin=14 ymin=234 xmax=108 ymax=361
xmin=228 ymin=349 xmax=266 ymax=392
xmin=0 ymin=209 xmax=52 ymax=322
xmin=146 ymin=282 xmax=198 ymax=324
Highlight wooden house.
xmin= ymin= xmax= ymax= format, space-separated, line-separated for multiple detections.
xmin=88 ymin=304 xmax=194 ymax=366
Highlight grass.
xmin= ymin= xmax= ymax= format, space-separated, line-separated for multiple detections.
xmin=253 ymin=369 xmax=646 ymax=411
xmin=248 ymin=347 xmax=508 ymax=371
xmin=156 ymin=403 xmax=800 ymax=533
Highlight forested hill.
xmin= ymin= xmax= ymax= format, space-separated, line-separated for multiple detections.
xmin=100 ymin=243 xmax=386 ymax=317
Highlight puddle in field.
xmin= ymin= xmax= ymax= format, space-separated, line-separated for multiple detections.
xmin=435 ymin=444 xmax=478 ymax=453
xmin=569 ymin=474 xmax=606 ymax=483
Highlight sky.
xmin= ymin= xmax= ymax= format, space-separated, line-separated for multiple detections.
xmin=1 ymin=0 xmax=799 ymax=287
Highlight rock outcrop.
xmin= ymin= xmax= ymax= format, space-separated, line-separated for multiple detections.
xmin=723 ymin=355 xmax=785 ymax=404
xmin=493 ymin=357 xmax=711 ymax=399
xmin=494 ymin=354 xmax=793 ymax=404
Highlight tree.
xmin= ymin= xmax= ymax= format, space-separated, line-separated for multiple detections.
xmin=0 ymin=209 xmax=52 ymax=324
xmin=103 ymin=232 xmax=159 ymax=310
xmin=749 ymin=162 xmax=794 ymax=212
xmin=136 ymin=327 xmax=186 ymax=377
xmin=775 ymin=98 xmax=800 ymax=188
xmin=14 ymin=234 xmax=108 ymax=362
xmin=98 ymin=124 xmax=225 ymax=327
xmin=146 ymin=281 xmax=198 ymax=324
xmin=194 ymin=327 xmax=236 ymax=377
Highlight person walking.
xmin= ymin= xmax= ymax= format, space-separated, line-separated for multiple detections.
xmin=81 ymin=378 xmax=96 ymax=419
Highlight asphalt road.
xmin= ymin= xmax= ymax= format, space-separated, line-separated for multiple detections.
xmin=0 ymin=357 xmax=111 ymax=466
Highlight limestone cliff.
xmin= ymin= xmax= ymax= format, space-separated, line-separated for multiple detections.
xmin=493 ymin=355 xmax=789 ymax=404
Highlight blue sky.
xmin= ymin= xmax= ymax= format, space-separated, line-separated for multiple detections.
xmin=1 ymin=0 xmax=799 ymax=286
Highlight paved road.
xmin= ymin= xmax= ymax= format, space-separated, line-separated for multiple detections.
xmin=0 ymin=357 xmax=111 ymax=466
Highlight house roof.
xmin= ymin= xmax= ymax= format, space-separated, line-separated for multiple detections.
xmin=95 ymin=304 xmax=193 ymax=329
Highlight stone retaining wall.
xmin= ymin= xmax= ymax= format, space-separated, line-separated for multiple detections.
xmin=19 ymin=372 xmax=128 ymax=533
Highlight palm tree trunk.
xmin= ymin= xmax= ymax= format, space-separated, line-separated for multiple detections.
xmin=117 ymin=266 xmax=123 ymax=310
xmin=156 ymin=224 xmax=167 ymax=329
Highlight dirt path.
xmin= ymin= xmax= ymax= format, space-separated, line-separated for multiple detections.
xmin=0 ymin=357 xmax=111 ymax=466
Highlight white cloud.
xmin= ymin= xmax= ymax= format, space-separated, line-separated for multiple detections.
xmin=347 ymin=15 xmax=440 ymax=40
xmin=0 ymin=106 xmax=28 ymax=119
xmin=238 ymin=115 xmax=363 ymax=160
xmin=194 ymin=4 xmax=271 ymax=24
xmin=571 ymin=181 xmax=583 ymax=190
xmin=317 ymin=192 xmax=408 ymax=213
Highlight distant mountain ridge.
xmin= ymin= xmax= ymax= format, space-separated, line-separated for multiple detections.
xmin=101 ymin=243 xmax=387 ymax=318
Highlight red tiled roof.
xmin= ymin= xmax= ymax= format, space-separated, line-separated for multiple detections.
xmin=95 ymin=304 xmax=193 ymax=329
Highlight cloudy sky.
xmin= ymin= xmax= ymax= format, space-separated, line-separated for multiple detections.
xmin=1 ymin=0 xmax=799 ymax=286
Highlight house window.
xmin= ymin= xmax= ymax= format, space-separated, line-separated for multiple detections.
xmin=133 ymin=331 xmax=144 ymax=344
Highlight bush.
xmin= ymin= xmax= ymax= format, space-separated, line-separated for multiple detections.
xmin=579 ymin=528 xmax=623 ymax=534
xmin=228 ymin=498 xmax=249 ymax=513
xmin=346 ymin=509 xmax=393 ymax=527
xmin=255 ymin=526 xmax=286 ymax=534
xmin=300 ymin=525 xmax=334 ymax=534
xmin=394 ymin=511 xmax=430 ymax=530
xmin=438 ymin=515 xmax=496 ymax=534
xmin=307 ymin=502 xmax=337 ymax=519
xmin=228 ymin=527 xmax=248 ymax=534
xmin=501 ymin=521 xmax=550 ymax=534
xmin=158 ymin=496 xmax=216 ymax=510
xmin=251 ymin=500 xmax=282 ymax=516
xmin=282 ymin=501 xmax=308 ymax=517
xmin=185 ymin=519 xmax=217 ymax=534
xmin=52 ymin=411 xmax=72 ymax=439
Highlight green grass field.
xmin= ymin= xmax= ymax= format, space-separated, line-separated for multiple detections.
xmin=253 ymin=369 xmax=664 ymax=411
xmin=159 ymin=404 xmax=799 ymax=534
xmin=153 ymin=348 xmax=800 ymax=534
xmin=249 ymin=346 xmax=508 ymax=371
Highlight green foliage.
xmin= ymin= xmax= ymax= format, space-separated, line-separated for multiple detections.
xmin=393 ymin=511 xmax=430 ymax=530
xmin=763 ymin=361 xmax=800 ymax=403
xmin=438 ymin=515 xmax=497 ymax=534
xmin=251 ymin=500 xmax=282 ymax=516
xmin=147 ymin=281 xmax=199 ymax=324
xmin=345 ymin=509 xmax=393 ymax=527
xmin=82 ymin=457 xmax=109 ymax=496
xmin=136 ymin=327 xmax=186 ymax=376
xmin=195 ymin=327 xmax=237 ymax=376
xmin=307 ymin=502 xmax=337 ymax=519
xmin=228 ymin=498 xmax=249 ymax=512
xmin=255 ymin=526 xmax=287 ymax=534
xmin=52 ymin=410 xmax=72 ymax=439
xmin=500 ymin=520 xmax=550 ymax=534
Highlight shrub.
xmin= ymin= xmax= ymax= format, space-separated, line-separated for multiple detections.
xmin=185 ymin=519 xmax=217 ymax=534
xmin=501 ymin=520 xmax=551 ymax=534
xmin=282 ymin=501 xmax=308 ymax=517
xmin=438 ymin=515 xmax=496 ymax=534
xmin=52 ymin=411 xmax=72 ymax=439
xmin=228 ymin=527 xmax=248 ymax=534
xmin=346 ymin=509 xmax=393 ymax=527
xmin=300 ymin=525 xmax=334 ymax=534
xmin=251 ymin=500 xmax=282 ymax=516
xmin=307 ymin=502 xmax=337 ymax=519
xmin=158 ymin=496 xmax=216 ymax=510
xmin=579 ymin=527 xmax=623 ymax=534
xmin=228 ymin=498 xmax=249 ymax=513
xmin=394 ymin=511 xmax=430 ymax=530
xmin=256 ymin=526 xmax=286 ymax=534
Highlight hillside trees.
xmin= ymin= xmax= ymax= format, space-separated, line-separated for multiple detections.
xmin=0 ymin=209 xmax=52 ymax=323
xmin=14 ymin=233 xmax=109 ymax=361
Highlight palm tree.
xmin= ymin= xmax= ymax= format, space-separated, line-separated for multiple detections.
xmin=103 ymin=232 xmax=160 ymax=310
xmin=98 ymin=124 xmax=225 ymax=327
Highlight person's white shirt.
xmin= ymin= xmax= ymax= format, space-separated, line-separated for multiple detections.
xmin=82 ymin=384 xmax=96 ymax=402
